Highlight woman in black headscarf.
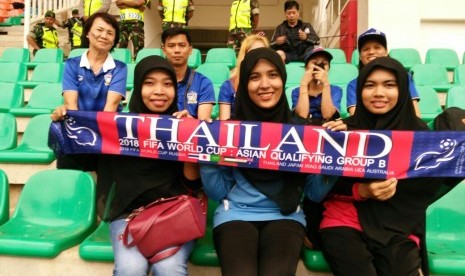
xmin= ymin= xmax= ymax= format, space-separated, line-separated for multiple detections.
xmin=319 ymin=57 xmax=461 ymax=276
xmin=200 ymin=48 xmax=337 ymax=276
xmin=97 ymin=55 xmax=201 ymax=276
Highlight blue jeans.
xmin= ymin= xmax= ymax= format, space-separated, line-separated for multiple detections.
xmin=110 ymin=218 xmax=195 ymax=276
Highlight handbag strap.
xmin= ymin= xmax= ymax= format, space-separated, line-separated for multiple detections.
xmin=149 ymin=246 xmax=181 ymax=263
xmin=122 ymin=196 xmax=182 ymax=247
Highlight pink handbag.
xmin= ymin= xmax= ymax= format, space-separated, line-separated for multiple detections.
xmin=122 ymin=194 xmax=207 ymax=263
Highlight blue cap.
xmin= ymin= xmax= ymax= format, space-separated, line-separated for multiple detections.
xmin=304 ymin=47 xmax=333 ymax=67
xmin=358 ymin=28 xmax=387 ymax=52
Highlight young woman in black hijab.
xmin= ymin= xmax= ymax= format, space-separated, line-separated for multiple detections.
xmin=97 ymin=55 xmax=201 ymax=276
xmin=200 ymin=48 xmax=337 ymax=276
xmin=320 ymin=57 xmax=461 ymax=276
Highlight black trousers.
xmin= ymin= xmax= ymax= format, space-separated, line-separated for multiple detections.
xmin=213 ymin=220 xmax=305 ymax=276
xmin=320 ymin=226 xmax=421 ymax=276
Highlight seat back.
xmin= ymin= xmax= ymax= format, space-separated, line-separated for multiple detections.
xmin=427 ymin=182 xmax=465 ymax=241
xmin=0 ymin=82 xmax=23 ymax=111
xmin=416 ymin=86 xmax=443 ymax=122
xmin=205 ymin=48 xmax=236 ymax=69
xmin=0 ymin=48 xmax=30 ymax=63
xmin=425 ymin=48 xmax=460 ymax=71
xmin=445 ymin=86 xmax=465 ymax=109
xmin=329 ymin=63 xmax=358 ymax=87
xmin=111 ymin=48 xmax=131 ymax=63
xmin=411 ymin=64 xmax=450 ymax=86
xmin=389 ymin=48 xmax=422 ymax=70
xmin=135 ymin=48 xmax=164 ymax=63
xmin=325 ymin=48 xmax=347 ymax=64
xmin=188 ymin=48 xmax=202 ymax=68
xmin=11 ymin=169 xmax=95 ymax=226
xmin=19 ymin=114 xmax=53 ymax=151
xmin=30 ymin=48 xmax=64 ymax=64
xmin=0 ymin=62 xmax=26 ymax=83
xmin=0 ymin=169 xmax=8 ymax=225
xmin=30 ymin=63 xmax=63 ymax=83
xmin=196 ymin=63 xmax=230 ymax=86
xmin=126 ymin=63 xmax=136 ymax=90
xmin=68 ymin=48 xmax=88 ymax=58
xmin=285 ymin=63 xmax=305 ymax=89
xmin=26 ymin=83 xmax=63 ymax=109
xmin=351 ymin=49 xmax=359 ymax=65
xmin=0 ymin=113 xmax=17 ymax=150
xmin=453 ymin=64 xmax=465 ymax=84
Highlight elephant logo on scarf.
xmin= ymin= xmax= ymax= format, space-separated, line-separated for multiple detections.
xmin=414 ymin=139 xmax=457 ymax=170
xmin=64 ymin=116 xmax=98 ymax=146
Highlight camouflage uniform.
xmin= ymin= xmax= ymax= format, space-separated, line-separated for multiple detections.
xmin=158 ymin=0 xmax=194 ymax=30
xmin=118 ymin=0 xmax=150 ymax=58
xmin=62 ymin=17 xmax=82 ymax=49
xmin=227 ymin=0 xmax=259 ymax=51
xmin=29 ymin=22 xmax=59 ymax=54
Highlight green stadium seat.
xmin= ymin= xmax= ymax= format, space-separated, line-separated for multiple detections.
xmin=0 ymin=114 xmax=55 ymax=164
xmin=111 ymin=48 xmax=132 ymax=64
xmin=410 ymin=64 xmax=453 ymax=92
xmin=351 ymin=49 xmax=359 ymax=65
xmin=79 ymin=221 xmax=114 ymax=262
xmin=0 ymin=169 xmax=96 ymax=258
xmin=329 ymin=63 xmax=358 ymax=88
xmin=190 ymin=199 xmax=219 ymax=266
xmin=205 ymin=48 xmax=236 ymax=69
xmin=67 ymin=48 xmax=88 ymax=59
xmin=17 ymin=63 xmax=63 ymax=89
xmin=389 ymin=48 xmax=422 ymax=70
xmin=453 ymin=64 xmax=465 ymax=85
xmin=339 ymin=86 xmax=349 ymax=119
xmin=0 ymin=169 xmax=8 ymax=226
xmin=135 ymin=48 xmax=164 ymax=64
xmin=188 ymin=48 xmax=202 ymax=68
xmin=445 ymin=86 xmax=465 ymax=109
xmin=0 ymin=48 xmax=30 ymax=63
xmin=325 ymin=48 xmax=347 ymax=64
xmin=0 ymin=113 xmax=17 ymax=150
xmin=9 ymin=83 xmax=63 ymax=117
xmin=0 ymin=82 xmax=23 ymax=112
xmin=416 ymin=86 xmax=443 ymax=123
xmin=425 ymin=48 xmax=460 ymax=71
xmin=0 ymin=62 xmax=27 ymax=83
xmin=427 ymin=182 xmax=465 ymax=275
xmin=126 ymin=63 xmax=136 ymax=91
xmin=211 ymin=85 xmax=220 ymax=119
xmin=196 ymin=63 xmax=230 ymax=86
xmin=302 ymin=248 xmax=331 ymax=272
xmin=285 ymin=63 xmax=305 ymax=90
xmin=24 ymin=48 xmax=64 ymax=68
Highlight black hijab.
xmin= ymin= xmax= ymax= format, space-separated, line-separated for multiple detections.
xmin=344 ymin=56 xmax=428 ymax=131
xmin=233 ymin=48 xmax=305 ymax=215
xmin=98 ymin=55 xmax=185 ymax=221
xmin=129 ymin=55 xmax=178 ymax=115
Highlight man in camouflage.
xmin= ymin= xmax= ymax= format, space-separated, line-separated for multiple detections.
xmin=116 ymin=0 xmax=150 ymax=59
xmin=227 ymin=0 xmax=260 ymax=51
xmin=27 ymin=10 xmax=59 ymax=55
xmin=61 ymin=9 xmax=82 ymax=49
xmin=157 ymin=0 xmax=194 ymax=30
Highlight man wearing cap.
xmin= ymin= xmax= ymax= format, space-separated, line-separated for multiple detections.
xmin=227 ymin=0 xmax=260 ymax=51
xmin=157 ymin=0 xmax=194 ymax=30
xmin=27 ymin=10 xmax=59 ymax=55
xmin=293 ymin=47 xmax=342 ymax=125
xmin=61 ymin=9 xmax=82 ymax=49
xmin=346 ymin=28 xmax=420 ymax=117
xmin=116 ymin=0 xmax=150 ymax=59
xmin=271 ymin=0 xmax=320 ymax=63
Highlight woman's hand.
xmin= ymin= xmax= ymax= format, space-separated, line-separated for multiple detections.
xmin=358 ymin=178 xmax=398 ymax=201
xmin=173 ymin=109 xmax=193 ymax=119
xmin=322 ymin=119 xmax=347 ymax=131
xmin=51 ymin=105 xmax=68 ymax=121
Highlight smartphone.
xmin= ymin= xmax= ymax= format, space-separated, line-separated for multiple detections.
xmin=315 ymin=62 xmax=325 ymax=69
